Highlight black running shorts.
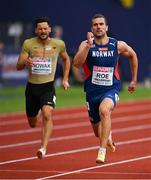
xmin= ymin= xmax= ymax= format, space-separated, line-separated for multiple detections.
xmin=25 ymin=81 xmax=56 ymax=117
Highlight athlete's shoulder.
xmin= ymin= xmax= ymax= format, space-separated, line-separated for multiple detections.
xmin=109 ymin=37 xmax=127 ymax=47
xmin=51 ymin=38 xmax=65 ymax=45
xmin=117 ymin=40 xmax=131 ymax=54
xmin=109 ymin=37 xmax=118 ymax=43
xmin=117 ymin=40 xmax=129 ymax=50
xmin=50 ymin=38 xmax=66 ymax=49
xmin=108 ymin=37 xmax=118 ymax=48
xmin=23 ymin=37 xmax=37 ymax=45
xmin=50 ymin=38 xmax=66 ymax=52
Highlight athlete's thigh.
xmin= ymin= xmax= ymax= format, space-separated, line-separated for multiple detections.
xmin=25 ymin=84 xmax=40 ymax=117
xmin=86 ymin=95 xmax=100 ymax=124
xmin=40 ymin=86 xmax=56 ymax=109
xmin=99 ymin=89 xmax=119 ymax=112
xmin=99 ymin=98 xmax=114 ymax=113
xmin=41 ymin=105 xmax=54 ymax=119
xmin=40 ymin=90 xmax=55 ymax=120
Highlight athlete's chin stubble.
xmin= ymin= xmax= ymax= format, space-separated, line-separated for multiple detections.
xmin=95 ymin=33 xmax=106 ymax=39
xmin=39 ymin=35 xmax=49 ymax=41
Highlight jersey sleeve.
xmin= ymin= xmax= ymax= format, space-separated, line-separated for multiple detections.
xmin=21 ymin=40 xmax=30 ymax=55
xmin=58 ymin=40 xmax=66 ymax=54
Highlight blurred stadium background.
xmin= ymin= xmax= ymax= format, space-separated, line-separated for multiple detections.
xmin=0 ymin=0 xmax=151 ymax=113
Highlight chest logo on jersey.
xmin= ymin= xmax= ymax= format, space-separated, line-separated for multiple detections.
xmin=92 ymin=50 xmax=114 ymax=57
xmin=45 ymin=46 xmax=52 ymax=50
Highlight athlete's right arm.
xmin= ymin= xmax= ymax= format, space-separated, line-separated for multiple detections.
xmin=16 ymin=53 xmax=29 ymax=70
xmin=73 ymin=32 xmax=94 ymax=68
xmin=16 ymin=40 xmax=33 ymax=70
xmin=73 ymin=41 xmax=90 ymax=68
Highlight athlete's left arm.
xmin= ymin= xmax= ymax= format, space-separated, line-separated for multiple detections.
xmin=118 ymin=41 xmax=138 ymax=93
xmin=60 ymin=50 xmax=71 ymax=90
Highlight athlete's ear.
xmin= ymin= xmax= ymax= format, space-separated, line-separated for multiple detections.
xmin=49 ymin=26 xmax=51 ymax=33
xmin=106 ymin=25 xmax=108 ymax=32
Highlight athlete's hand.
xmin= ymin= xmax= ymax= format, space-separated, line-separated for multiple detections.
xmin=25 ymin=57 xmax=33 ymax=67
xmin=87 ymin=32 xmax=94 ymax=46
xmin=128 ymin=80 xmax=136 ymax=93
xmin=62 ymin=80 xmax=70 ymax=90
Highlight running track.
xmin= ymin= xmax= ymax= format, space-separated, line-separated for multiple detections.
xmin=0 ymin=99 xmax=151 ymax=179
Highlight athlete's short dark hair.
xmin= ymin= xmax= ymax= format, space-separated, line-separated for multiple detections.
xmin=34 ymin=17 xmax=50 ymax=27
xmin=91 ymin=14 xmax=108 ymax=26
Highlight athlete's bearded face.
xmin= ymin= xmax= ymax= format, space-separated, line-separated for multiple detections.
xmin=91 ymin=17 xmax=108 ymax=39
xmin=35 ymin=22 xmax=51 ymax=41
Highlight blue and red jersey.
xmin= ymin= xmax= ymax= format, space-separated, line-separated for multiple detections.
xmin=83 ymin=37 xmax=121 ymax=95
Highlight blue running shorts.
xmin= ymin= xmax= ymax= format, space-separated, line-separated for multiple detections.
xmin=86 ymin=88 xmax=119 ymax=124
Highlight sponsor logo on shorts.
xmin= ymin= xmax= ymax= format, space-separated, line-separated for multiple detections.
xmin=115 ymin=93 xmax=119 ymax=102
xmin=86 ymin=102 xmax=90 ymax=110
xmin=53 ymin=96 xmax=56 ymax=104
xmin=47 ymin=102 xmax=52 ymax=105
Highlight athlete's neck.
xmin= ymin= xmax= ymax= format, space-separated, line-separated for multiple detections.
xmin=94 ymin=36 xmax=109 ymax=46
xmin=37 ymin=37 xmax=51 ymax=45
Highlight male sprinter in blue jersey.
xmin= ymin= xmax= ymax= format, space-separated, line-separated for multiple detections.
xmin=73 ymin=14 xmax=138 ymax=163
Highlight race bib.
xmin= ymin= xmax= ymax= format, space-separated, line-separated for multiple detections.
xmin=31 ymin=57 xmax=52 ymax=75
xmin=92 ymin=66 xmax=114 ymax=86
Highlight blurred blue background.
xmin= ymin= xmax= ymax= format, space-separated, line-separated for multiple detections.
xmin=0 ymin=0 xmax=151 ymax=86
